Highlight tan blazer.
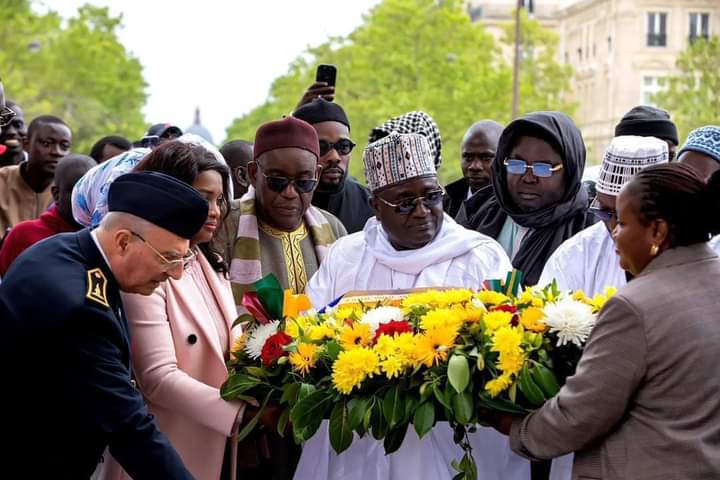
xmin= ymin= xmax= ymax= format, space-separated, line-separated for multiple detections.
xmin=511 ymin=243 xmax=720 ymax=480
xmin=100 ymin=252 xmax=244 ymax=480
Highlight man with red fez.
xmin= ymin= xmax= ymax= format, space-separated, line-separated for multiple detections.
xmin=217 ymin=116 xmax=346 ymax=478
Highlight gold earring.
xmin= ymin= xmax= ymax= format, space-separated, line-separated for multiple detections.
xmin=650 ymin=244 xmax=659 ymax=256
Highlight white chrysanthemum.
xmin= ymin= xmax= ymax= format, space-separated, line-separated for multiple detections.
xmin=244 ymin=320 xmax=280 ymax=359
xmin=359 ymin=306 xmax=404 ymax=334
xmin=542 ymin=299 xmax=596 ymax=347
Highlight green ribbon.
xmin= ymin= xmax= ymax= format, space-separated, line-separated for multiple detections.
xmin=253 ymin=274 xmax=284 ymax=320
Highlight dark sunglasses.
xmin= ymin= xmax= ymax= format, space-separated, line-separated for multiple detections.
xmin=258 ymin=165 xmax=318 ymax=194
xmin=377 ymin=189 xmax=444 ymax=215
xmin=0 ymin=106 xmax=16 ymax=128
xmin=589 ymin=198 xmax=617 ymax=223
xmin=504 ymin=158 xmax=564 ymax=178
xmin=319 ymin=138 xmax=356 ymax=156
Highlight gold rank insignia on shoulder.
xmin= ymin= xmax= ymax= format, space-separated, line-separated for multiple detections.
xmin=86 ymin=268 xmax=110 ymax=308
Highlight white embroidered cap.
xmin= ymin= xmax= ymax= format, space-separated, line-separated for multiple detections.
xmin=596 ymin=135 xmax=669 ymax=195
xmin=363 ymin=132 xmax=436 ymax=192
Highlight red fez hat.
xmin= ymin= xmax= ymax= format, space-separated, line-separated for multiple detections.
xmin=253 ymin=116 xmax=320 ymax=161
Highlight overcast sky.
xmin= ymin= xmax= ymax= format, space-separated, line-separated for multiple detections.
xmin=45 ymin=0 xmax=382 ymax=143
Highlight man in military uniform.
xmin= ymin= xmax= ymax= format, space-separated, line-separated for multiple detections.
xmin=0 ymin=171 xmax=209 ymax=478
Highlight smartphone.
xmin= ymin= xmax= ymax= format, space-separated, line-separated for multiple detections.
xmin=316 ymin=64 xmax=337 ymax=87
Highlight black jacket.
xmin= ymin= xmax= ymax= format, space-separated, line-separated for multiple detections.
xmin=0 ymin=229 xmax=191 ymax=479
xmin=312 ymin=176 xmax=374 ymax=234
xmin=443 ymin=177 xmax=469 ymax=219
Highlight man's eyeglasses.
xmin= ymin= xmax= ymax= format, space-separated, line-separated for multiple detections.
xmin=258 ymin=165 xmax=318 ymax=194
xmin=319 ymin=138 xmax=356 ymax=156
xmin=130 ymin=231 xmax=195 ymax=271
xmin=588 ymin=197 xmax=617 ymax=223
xmin=504 ymin=158 xmax=564 ymax=178
xmin=376 ymin=189 xmax=444 ymax=215
xmin=0 ymin=106 xmax=16 ymax=128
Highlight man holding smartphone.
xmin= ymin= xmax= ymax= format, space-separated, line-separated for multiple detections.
xmin=293 ymin=97 xmax=374 ymax=233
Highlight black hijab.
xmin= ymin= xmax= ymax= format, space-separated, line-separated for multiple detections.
xmin=465 ymin=111 xmax=596 ymax=285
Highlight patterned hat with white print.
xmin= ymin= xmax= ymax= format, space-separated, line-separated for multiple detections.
xmin=363 ymin=132 xmax=436 ymax=192
xmin=596 ymin=135 xmax=669 ymax=196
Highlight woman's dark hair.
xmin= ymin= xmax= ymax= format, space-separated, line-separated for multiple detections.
xmin=133 ymin=141 xmax=231 ymax=274
xmin=89 ymin=135 xmax=132 ymax=162
xmin=628 ymin=163 xmax=720 ymax=247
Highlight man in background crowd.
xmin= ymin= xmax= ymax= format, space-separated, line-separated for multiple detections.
xmin=0 ymin=153 xmax=96 ymax=276
xmin=0 ymin=114 xmax=72 ymax=238
xmin=0 ymin=100 xmax=26 ymax=167
xmin=220 ymin=139 xmax=253 ymax=199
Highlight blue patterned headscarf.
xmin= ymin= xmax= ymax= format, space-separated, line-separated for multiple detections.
xmin=71 ymin=133 xmax=229 ymax=227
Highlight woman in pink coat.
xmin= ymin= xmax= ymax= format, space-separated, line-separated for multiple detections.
xmin=99 ymin=142 xmax=249 ymax=479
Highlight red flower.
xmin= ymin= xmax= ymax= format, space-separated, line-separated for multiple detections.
xmin=260 ymin=332 xmax=292 ymax=367
xmin=373 ymin=320 xmax=412 ymax=343
xmin=491 ymin=304 xmax=517 ymax=314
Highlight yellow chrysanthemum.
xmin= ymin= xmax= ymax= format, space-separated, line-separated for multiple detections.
xmin=333 ymin=306 xmax=361 ymax=322
xmin=491 ymin=326 xmax=524 ymax=356
xmin=289 ymin=343 xmax=319 ymax=375
xmin=402 ymin=289 xmax=473 ymax=309
xmin=373 ymin=334 xmax=397 ymax=359
xmin=520 ymin=307 xmax=547 ymax=333
xmin=476 ymin=290 xmax=510 ymax=306
xmin=588 ymin=287 xmax=617 ymax=312
xmin=419 ymin=308 xmax=464 ymax=332
xmin=394 ymin=332 xmax=422 ymax=368
xmin=332 ymin=347 xmax=380 ymax=394
xmin=485 ymin=373 xmax=513 ymax=397
xmin=339 ymin=323 xmax=373 ymax=350
xmin=284 ymin=314 xmax=316 ymax=338
xmin=572 ymin=290 xmax=589 ymax=303
xmin=380 ymin=356 xmax=404 ymax=379
xmin=415 ymin=326 xmax=458 ymax=367
xmin=307 ymin=323 xmax=337 ymax=341
xmin=460 ymin=305 xmax=485 ymax=323
xmin=498 ymin=350 xmax=525 ymax=375
xmin=483 ymin=311 xmax=513 ymax=332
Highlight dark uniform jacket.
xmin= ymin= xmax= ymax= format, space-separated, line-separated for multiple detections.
xmin=311 ymin=176 xmax=374 ymax=234
xmin=0 ymin=229 xmax=191 ymax=479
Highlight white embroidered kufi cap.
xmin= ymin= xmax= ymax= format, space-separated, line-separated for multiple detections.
xmin=596 ymin=135 xmax=669 ymax=195
xmin=363 ymin=132 xmax=436 ymax=192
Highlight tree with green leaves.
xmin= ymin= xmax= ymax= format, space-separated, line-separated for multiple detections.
xmin=0 ymin=0 xmax=147 ymax=154
xmin=654 ymin=36 xmax=720 ymax=142
xmin=225 ymin=0 xmax=573 ymax=183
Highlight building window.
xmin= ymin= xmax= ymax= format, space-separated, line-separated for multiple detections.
xmin=647 ymin=12 xmax=667 ymax=47
xmin=641 ymin=76 xmax=666 ymax=105
xmin=689 ymin=13 xmax=710 ymax=43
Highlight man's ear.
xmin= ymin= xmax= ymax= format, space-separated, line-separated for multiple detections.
xmin=247 ymin=161 xmax=258 ymax=186
xmin=233 ymin=166 xmax=248 ymax=187
xmin=114 ymin=229 xmax=132 ymax=255
xmin=51 ymin=185 xmax=60 ymax=204
xmin=315 ymin=163 xmax=322 ymax=179
xmin=369 ymin=195 xmax=381 ymax=219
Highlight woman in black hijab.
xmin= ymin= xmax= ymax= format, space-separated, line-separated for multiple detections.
xmin=464 ymin=111 xmax=595 ymax=285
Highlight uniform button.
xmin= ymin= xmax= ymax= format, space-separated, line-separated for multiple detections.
xmin=187 ymin=334 xmax=197 ymax=345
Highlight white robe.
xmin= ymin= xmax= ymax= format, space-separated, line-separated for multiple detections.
xmin=296 ymin=216 xmax=571 ymax=480
xmin=538 ymin=222 xmax=626 ymax=295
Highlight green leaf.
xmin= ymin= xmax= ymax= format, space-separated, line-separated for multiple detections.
xmin=277 ymin=407 xmax=291 ymax=437
xmin=382 ymin=385 xmax=405 ymax=428
xmin=371 ymin=399 xmax=388 ymax=440
xmin=348 ymin=397 xmax=370 ymax=431
xmin=220 ymin=374 xmax=261 ymax=401
xmin=329 ymin=401 xmax=354 ymax=454
xmin=280 ymin=382 xmax=301 ymax=405
xmin=232 ymin=313 xmax=255 ymax=329
xmin=297 ymin=382 xmax=316 ymax=401
xmin=452 ymin=390 xmax=474 ymax=425
xmin=383 ymin=423 xmax=409 ymax=455
xmin=236 ymin=390 xmax=272 ymax=442
xmin=403 ymin=392 xmax=420 ymax=424
xmin=244 ymin=366 xmax=268 ymax=378
xmin=324 ymin=340 xmax=342 ymax=361
xmin=477 ymin=392 xmax=530 ymax=415
xmin=433 ymin=382 xmax=452 ymax=410
xmin=290 ymin=390 xmax=333 ymax=440
xmin=448 ymin=354 xmax=470 ymax=393
xmin=413 ymin=400 xmax=435 ymax=439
